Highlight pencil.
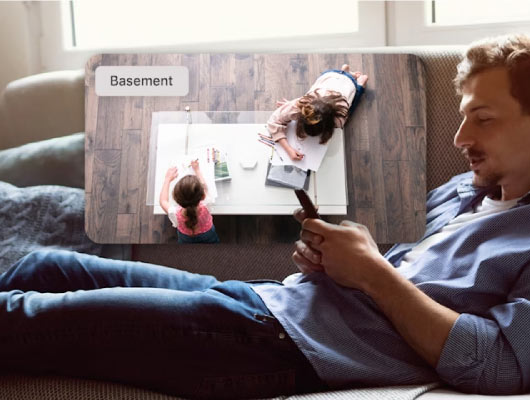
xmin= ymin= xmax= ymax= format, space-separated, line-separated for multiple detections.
xmin=258 ymin=139 xmax=284 ymax=162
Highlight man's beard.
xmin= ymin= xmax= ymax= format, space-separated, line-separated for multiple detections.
xmin=472 ymin=169 xmax=503 ymax=187
xmin=462 ymin=147 xmax=503 ymax=188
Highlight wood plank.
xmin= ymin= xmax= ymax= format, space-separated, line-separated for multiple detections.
xmin=116 ymin=214 xmax=139 ymax=243
xmin=375 ymin=55 xmax=408 ymax=162
xmin=362 ymin=54 xmax=388 ymax=242
xmin=118 ymin=130 xmax=141 ymax=215
xmin=95 ymin=96 xmax=124 ymax=150
xmin=198 ymin=53 xmax=211 ymax=111
xmin=122 ymin=97 xmax=143 ymax=130
xmin=234 ymin=53 xmax=254 ymax=111
xmin=383 ymin=160 xmax=403 ymax=241
xmin=90 ymin=150 xmax=121 ymax=243
xmin=210 ymin=54 xmax=235 ymax=87
xmin=406 ymin=126 xmax=427 ymax=212
xmin=354 ymin=208 xmax=376 ymax=235
xmin=138 ymin=96 xmax=161 ymax=243
xmin=84 ymin=83 xmax=98 ymax=194
xmin=351 ymin=150 xmax=374 ymax=208
xmin=402 ymin=55 xmax=427 ymax=127
xmin=397 ymin=161 xmax=417 ymax=242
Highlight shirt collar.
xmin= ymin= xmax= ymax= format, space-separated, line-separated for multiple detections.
xmin=457 ymin=174 xmax=530 ymax=210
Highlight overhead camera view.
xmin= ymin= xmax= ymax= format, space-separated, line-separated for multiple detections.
xmin=85 ymin=52 xmax=426 ymax=245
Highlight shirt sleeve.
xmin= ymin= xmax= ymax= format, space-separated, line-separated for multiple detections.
xmin=167 ymin=205 xmax=179 ymax=228
xmin=436 ymin=265 xmax=530 ymax=395
xmin=266 ymin=99 xmax=301 ymax=141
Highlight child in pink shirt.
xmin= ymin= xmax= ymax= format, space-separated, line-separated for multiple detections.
xmin=267 ymin=64 xmax=368 ymax=161
xmin=159 ymin=160 xmax=219 ymax=244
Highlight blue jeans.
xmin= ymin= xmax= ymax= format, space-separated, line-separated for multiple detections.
xmin=0 ymin=250 xmax=326 ymax=399
xmin=320 ymin=69 xmax=365 ymax=117
xmin=178 ymin=225 xmax=220 ymax=244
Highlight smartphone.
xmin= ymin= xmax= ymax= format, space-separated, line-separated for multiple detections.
xmin=294 ymin=189 xmax=320 ymax=219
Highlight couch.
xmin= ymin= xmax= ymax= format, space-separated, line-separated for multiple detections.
xmin=0 ymin=47 xmax=528 ymax=400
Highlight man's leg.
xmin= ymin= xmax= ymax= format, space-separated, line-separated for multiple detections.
xmin=0 ymin=249 xmax=220 ymax=292
xmin=0 ymin=250 xmax=325 ymax=398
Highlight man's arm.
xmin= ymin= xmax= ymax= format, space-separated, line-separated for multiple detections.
xmin=294 ymin=212 xmax=459 ymax=367
xmin=360 ymin=257 xmax=459 ymax=367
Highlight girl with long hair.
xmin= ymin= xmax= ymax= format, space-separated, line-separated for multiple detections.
xmin=160 ymin=160 xmax=219 ymax=244
xmin=267 ymin=64 xmax=368 ymax=161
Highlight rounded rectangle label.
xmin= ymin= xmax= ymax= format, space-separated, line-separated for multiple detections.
xmin=95 ymin=66 xmax=189 ymax=96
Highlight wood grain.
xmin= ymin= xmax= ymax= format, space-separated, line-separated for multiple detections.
xmin=85 ymin=53 xmax=426 ymax=244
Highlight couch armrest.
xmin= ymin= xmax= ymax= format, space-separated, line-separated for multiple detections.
xmin=0 ymin=70 xmax=84 ymax=150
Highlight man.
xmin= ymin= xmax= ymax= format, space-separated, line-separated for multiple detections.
xmin=0 ymin=34 xmax=529 ymax=399
xmin=286 ymin=33 xmax=530 ymax=394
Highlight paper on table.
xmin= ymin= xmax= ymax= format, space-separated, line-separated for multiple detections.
xmin=271 ymin=120 xmax=336 ymax=171
xmin=172 ymin=147 xmax=217 ymax=200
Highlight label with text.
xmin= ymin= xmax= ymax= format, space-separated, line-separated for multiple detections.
xmin=95 ymin=66 xmax=189 ymax=96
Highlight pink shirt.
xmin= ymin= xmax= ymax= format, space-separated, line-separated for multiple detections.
xmin=167 ymin=201 xmax=213 ymax=235
xmin=267 ymin=71 xmax=357 ymax=141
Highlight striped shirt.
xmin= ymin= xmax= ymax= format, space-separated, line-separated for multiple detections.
xmin=252 ymin=171 xmax=530 ymax=395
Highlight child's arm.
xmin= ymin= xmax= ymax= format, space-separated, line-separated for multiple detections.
xmin=267 ymin=98 xmax=305 ymax=161
xmin=160 ymin=167 xmax=179 ymax=214
xmin=267 ymin=98 xmax=300 ymax=141
xmin=190 ymin=160 xmax=209 ymax=198
xmin=277 ymin=138 xmax=304 ymax=161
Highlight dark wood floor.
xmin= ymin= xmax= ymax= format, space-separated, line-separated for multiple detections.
xmin=85 ymin=53 xmax=426 ymax=244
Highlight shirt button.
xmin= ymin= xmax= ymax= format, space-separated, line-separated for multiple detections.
xmin=278 ymin=332 xmax=286 ymax=339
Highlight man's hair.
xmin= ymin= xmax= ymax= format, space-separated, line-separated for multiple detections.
xmin=454 ymin=33 xmax=530 ymax=114
xmin=172 ymin=175 xmax=204 ymax=233
xmin=295 ymin=91 xmax=348 ymax=144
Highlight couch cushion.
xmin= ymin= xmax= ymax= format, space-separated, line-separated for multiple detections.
xmin=0 ymin=132 xmax=85 ymax=188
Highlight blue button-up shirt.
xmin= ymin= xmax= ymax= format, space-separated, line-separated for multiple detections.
xmin=252 ymin=172 xmax=530 ymax=395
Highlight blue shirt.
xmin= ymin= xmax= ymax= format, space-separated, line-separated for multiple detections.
xmin=252 ymin=172 xmax=530 ymax=395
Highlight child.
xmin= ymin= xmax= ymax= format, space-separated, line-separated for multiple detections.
xmin=267 ymin=64 xmax=369 ymax=161
xmin=159 ymin=160 xmax=220 ymax=244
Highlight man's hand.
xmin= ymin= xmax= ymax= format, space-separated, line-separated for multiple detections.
xmin=292 ymin=208 xmax=324 ymax=274
xmin=294 ymin=211 xmax=460 ymax=367
xmin=190 ymin=159 xmax=200 ymax=172
xmin=165 ymin=166 xmax=179 ymax=181
xmin=300 ymin=218 xmax=392 ymax=293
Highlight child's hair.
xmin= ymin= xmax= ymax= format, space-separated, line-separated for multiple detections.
xmin=172 ymin=175 xmax=205 ymax=233
xmin=295 ymin=90 xmax=349 ymax=144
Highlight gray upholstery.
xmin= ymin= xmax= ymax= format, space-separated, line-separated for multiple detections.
xmin=0 ymin=70 xmax=84 ymax=150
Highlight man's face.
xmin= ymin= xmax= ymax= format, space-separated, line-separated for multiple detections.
xmin=454 ymin=67 xmax=530 ymax=196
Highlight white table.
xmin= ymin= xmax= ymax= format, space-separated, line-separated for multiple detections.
xmin=148 ymin=111 xmax=348 ymax=215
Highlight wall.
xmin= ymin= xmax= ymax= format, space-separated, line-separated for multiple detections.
xmin=0 ymin=2 xmax=40 ymax=92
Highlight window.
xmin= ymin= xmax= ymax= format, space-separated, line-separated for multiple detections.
xmin=39 ymin=1 xmax=385 ymax=71
xmin=388 ymin=0 xmax=530 ymax=46
xmin=70 ymin=0 xmax=360 ymax=49
xmin=429 ymin=0 xmax=530 ymax=26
